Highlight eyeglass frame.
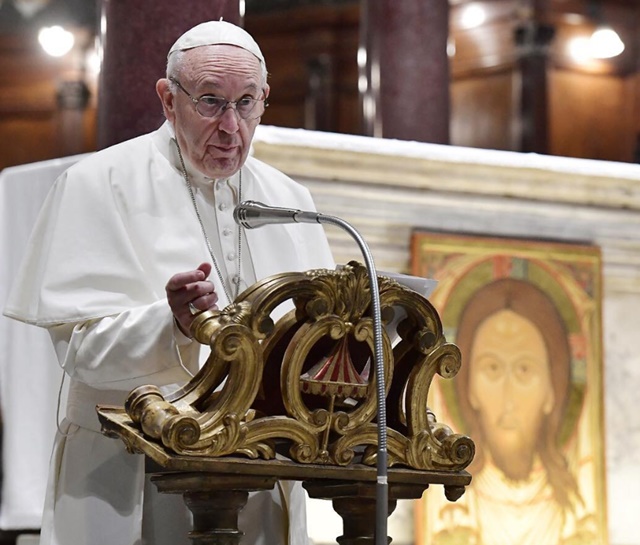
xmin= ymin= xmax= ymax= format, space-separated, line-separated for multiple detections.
xmin=169 ymin=77 xmax=268 ymax=120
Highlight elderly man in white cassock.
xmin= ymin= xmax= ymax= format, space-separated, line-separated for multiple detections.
xmin=3 ymin=20 xmax=334 ymax=545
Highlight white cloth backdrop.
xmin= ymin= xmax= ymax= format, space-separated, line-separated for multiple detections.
xmin=0 ymin=156 xmax=86 ymax=529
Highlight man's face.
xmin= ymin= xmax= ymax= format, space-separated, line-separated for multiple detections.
xmin=468 ymin=309 xmax=554 ymax=481
xmin=157 ymin=44 xmax=269 ymax=179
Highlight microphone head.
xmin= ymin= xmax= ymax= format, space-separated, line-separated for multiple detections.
xmin=234 ymin=200 xmax=321 ymax=228
xmin=233 ymin=200 xmax=265 ymax=228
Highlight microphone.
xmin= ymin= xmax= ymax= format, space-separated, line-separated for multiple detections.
xmin=234 ymin=200 xmax=389 ymax=545
xmin=233 ymin=200 xmax=323 ymax=229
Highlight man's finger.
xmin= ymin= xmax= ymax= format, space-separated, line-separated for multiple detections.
xmin=197 ymin=262 xmax=213 ymax=278
xmin=165 ymin=268 xmax=206 ymax=291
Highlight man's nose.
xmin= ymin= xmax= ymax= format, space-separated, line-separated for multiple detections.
xmin=218 ymin=105 xmax=240 ymax=133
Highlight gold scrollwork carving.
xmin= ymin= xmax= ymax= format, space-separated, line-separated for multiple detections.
xmin=115 ymin=262 xmax=473 ymax=473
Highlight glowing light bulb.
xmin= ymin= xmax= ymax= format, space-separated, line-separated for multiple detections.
xmin=588 ymin=27 xmax=625 ymax=59
xmin=38 ymin=25 xmax=75 ymax=57
xmin=460 ymin=4 xmax=486 ymax=29
xmin=568 ymin=36 xmax=591 ymax=63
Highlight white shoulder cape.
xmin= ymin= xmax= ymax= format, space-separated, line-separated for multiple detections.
xmin=4 ymin=122 xmax=334 ymax=326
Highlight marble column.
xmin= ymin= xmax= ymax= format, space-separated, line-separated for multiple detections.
xmin=97 ymin=0 xmax=241 ymax=149
xmin=360 ymin=0 xmax=450 ymax=143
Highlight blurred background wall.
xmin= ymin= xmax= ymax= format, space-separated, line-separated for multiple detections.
xmin=0 ymin=0 xmax=638 ymax=171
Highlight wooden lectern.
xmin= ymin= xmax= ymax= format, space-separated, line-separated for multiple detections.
xmin=97 ymin=261 xmax=474 ymax=544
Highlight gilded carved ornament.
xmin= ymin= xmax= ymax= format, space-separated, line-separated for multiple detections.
xmin=109 ymin=262 xmax=475 ymax=472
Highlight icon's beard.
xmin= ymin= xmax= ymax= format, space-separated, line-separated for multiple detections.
xmin=483 ymin=425 xmax=540 ymax=482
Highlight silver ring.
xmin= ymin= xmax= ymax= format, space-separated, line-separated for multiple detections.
xmin=188 ymin=302 xmax=199 ymax=316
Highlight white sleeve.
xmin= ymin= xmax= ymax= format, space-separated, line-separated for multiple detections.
xmin=47 ymin=299 xmax=199 ymax=391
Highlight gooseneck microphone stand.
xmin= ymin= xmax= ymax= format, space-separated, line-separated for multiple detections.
xmin=234 ymin=201 xmax=388 ymax=545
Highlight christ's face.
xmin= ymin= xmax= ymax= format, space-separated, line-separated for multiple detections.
xmin=468 ymin=309 xmax=554 ymax=481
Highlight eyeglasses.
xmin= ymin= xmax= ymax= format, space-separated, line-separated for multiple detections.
xmin=169 ymin=78 xmax=268 ymax=120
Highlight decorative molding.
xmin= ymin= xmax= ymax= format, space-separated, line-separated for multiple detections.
xmin=253 ymin=125 xmax=640 ymax=294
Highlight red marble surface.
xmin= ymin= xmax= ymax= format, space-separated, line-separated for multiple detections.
xmin=364 ymin=0 xmax=450 ymax=144
xmin=97 ymin=0 xmax=241 ymax=149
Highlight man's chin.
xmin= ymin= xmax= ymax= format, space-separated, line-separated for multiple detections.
xmin=203 ymin=158 xmax=240 ymax=179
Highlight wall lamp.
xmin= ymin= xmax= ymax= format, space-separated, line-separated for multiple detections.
xmin=38 ymin=25 xmax=75 ymax=57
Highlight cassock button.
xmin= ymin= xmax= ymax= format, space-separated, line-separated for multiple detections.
xmin=222 ymin=227 xmax=232 ymax=237
xmin=226 ymin=252 xmax=236 ymax=261
xmin=218 ymin=202 xmax=228 ymax=211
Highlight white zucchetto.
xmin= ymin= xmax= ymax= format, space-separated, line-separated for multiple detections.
xmin=167 ymin=20 xmax=265 ymax=68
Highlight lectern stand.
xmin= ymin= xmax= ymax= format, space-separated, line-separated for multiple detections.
xmin=97 ymin=262 xmax=474 ymax=544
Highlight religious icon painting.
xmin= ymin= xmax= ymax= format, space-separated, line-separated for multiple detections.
xmin=411 ymin=231 xmax=608 ymax=545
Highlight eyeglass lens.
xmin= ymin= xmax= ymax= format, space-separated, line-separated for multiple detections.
xmin=196 ymin=96 xmax=264 ymax=119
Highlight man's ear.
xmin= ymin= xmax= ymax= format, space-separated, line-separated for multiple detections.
xmin=156 ymin=78 xmax=176 ymax=123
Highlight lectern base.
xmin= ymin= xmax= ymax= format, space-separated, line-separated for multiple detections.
xmin=151 ymin=473 xmax=277 ymax=545
xmin=150 ymin=469 xmax=452 ymax=545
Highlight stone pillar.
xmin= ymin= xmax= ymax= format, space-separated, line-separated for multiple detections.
xmin=360 ymin=0 xmax=450 ymax=143
xmin=97 ymin=0 xmax=241 ymax=149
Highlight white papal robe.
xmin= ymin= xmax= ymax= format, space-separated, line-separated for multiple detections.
xmin=3 ymin=121 xmax=334 ymax=545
